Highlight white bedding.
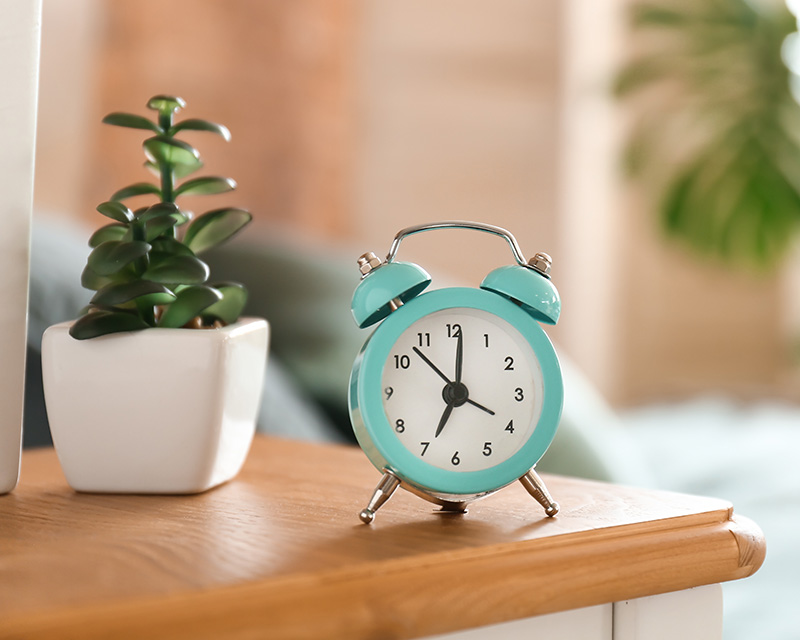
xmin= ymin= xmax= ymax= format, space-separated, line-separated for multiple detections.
xmin=621 ymin=397 xmax=800 ymax=640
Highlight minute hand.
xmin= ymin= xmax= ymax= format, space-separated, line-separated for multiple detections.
xmin=465 ymin=398 xmax=495 ymax=416
xmin=455 ymin=330 xmax=463 ymax=384
xmin=412 ymin=347 xmax=451 ymax=384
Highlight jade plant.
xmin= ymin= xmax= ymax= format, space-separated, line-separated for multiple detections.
xmin=71 ymin=95 xmax=252 ymax=340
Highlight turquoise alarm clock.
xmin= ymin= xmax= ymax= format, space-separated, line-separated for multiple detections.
xmin=349 ymin=221 xmax=563 ymax=524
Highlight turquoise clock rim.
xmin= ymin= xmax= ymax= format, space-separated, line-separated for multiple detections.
xmin=349 ymin=287 xmax=563 ymax=496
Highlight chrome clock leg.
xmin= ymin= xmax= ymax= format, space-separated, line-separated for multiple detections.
xmin=359 ymin=470 xmax=401 ymax=524
xmin=520 ymin=469 xmax=559 ymax=517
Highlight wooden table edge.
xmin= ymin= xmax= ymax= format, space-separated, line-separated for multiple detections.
xmin=1 ymin=503 xmax=765 ymax=640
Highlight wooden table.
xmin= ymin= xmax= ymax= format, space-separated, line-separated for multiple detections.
xmin=0 ymin=435 xmax=765 ymax=639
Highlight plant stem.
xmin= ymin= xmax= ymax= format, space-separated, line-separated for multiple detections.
xmin=158 ymin=109 xmax=175 ymax=204
xmin=158 ymin=111 xmax=172 ymax=135
xmin=160 ymin=163 xmax=174 ymax=203
xmin=130 ymin=221 xmax=156 ymax=325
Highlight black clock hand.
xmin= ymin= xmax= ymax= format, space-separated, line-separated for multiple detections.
xmin=455 ymin=329 xmax=463 ymax=384
xmin=412 ymin=347 xmax=451 ymax=384
xmin=435 ymin=401 xmax=454 ymax=438
xmin=465 ymin=398 xmax=495 ymax=416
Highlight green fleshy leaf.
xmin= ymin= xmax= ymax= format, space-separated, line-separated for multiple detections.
xmin=146 ymin=95 xmax=186 ymax=114
xmin=96 ymin=201 xmax=134 ymax=223
xmin=69 ymin=310 xmax=150 ymax=340
xmin=91 ymin=280 xmax=176 ymax=307
xmin=151 ymin=238 xmax=196 ymax=257
xmin=143 ymin=254 xmax=209 ymax=284
xmin=137 ymin=202 xmax=180 ymax=222
xmin=143 ymin=136 xmax=201 ymax=168
xmin=158 ymin=285 xmax=222 ymax=328
xmin=81 ymin=265 xmax=113 ymax=291
xmin=88 ymin=240 xmax=151 ymax=276
xmin=111 ymin=182 xmax=162 ymax=201
xmin=144 ymin=161 xmax=160 ymax=177
xmin=183 ymin=208 xmax=252 ymax=254
xmin=171 ymin=210 xmax=191 ymax=226
xmin=81 ymin=263 xmax=138 ymax=291
xmin=200 ymin=283 xmax=248 ymax=324
xmin=174 ymin=176 xmax=236 ymax=197
xmin=102 ymin=112 xmax=162 ymax=133
xmin=144 ymin=161 xmax=204 ymax=180
xmin=174 ymin=160 xmax=203 ymax=179
xmin=144 ymin=215 xmax=180 ymax=242
xmin=169 ymin=118 xmax=231 ymax=141
xmin=89 ymin=223 xmax=127 ymax=248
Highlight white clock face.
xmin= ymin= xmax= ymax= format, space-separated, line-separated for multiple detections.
xmin=381 ymin=308 xmax=544 ymax=473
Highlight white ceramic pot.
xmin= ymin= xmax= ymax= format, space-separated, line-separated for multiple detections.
xmin=41 ymin=317 xmax=269 ymax=494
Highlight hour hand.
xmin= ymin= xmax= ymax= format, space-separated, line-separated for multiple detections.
xmin=435 ymin=402 xmax=454 ymax=438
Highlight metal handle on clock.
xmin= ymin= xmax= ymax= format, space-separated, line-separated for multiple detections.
xmin=386 ymin=221 xmax=529 ymax=267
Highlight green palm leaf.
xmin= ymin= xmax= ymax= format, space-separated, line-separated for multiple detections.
xmin=616 ymin=0 xmax=800 ymax=269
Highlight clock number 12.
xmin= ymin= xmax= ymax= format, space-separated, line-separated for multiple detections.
xmin=446 ymin=324 xmax=462 ymax=338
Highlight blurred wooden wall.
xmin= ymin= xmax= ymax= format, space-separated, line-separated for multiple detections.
xmin=37 ymin=0 xmax=356 ymax=240
xmin=34 ymin=0 xmax=800 ymax=406
xmin=352 ymin=0 xmax=562 ymax=287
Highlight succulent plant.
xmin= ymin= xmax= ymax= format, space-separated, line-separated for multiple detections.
xmin=71 ymin=95 xmax=252 ymax=340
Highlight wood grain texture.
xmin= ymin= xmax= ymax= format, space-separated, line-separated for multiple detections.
xmin=1 ymin=436 xmax=765 ymax=639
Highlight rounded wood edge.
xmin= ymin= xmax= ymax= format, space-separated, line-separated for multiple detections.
xmin=1 ymin=507 xmax=766 ymax=640
xmin=728 ymin=513 xmax=766 ymax=578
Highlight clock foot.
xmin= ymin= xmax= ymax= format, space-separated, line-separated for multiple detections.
xmin=359 ymin=470 xmax=401 ymax=524
xmin=520 ymin=469 xmax=559 ymax=517
xmin=439 ymin=501 xmax=468 ymax=514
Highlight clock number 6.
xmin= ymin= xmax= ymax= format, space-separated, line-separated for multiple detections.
xmin=451 ymin=451 xmax=461 ymax=466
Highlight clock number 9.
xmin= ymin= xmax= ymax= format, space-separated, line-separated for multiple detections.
xmin=385 ymin=386 xmax=393 ymax=400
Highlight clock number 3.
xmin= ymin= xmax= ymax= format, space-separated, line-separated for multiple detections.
xmin=514 ymin=387 xmax=524 ymax=402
